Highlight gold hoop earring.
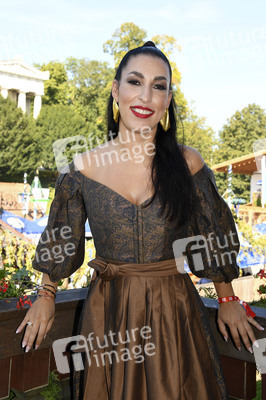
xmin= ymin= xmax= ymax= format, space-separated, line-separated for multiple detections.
xmin=160 ymin=109 xmax=170 ymax=131
xmin=113 ymin=99 xmax=119 ymax=123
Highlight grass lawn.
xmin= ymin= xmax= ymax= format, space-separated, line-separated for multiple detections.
xmin=253 ymin=379 xmax=262 ymax=399
xmin=250 ymin=298 xmax=266 ymax=308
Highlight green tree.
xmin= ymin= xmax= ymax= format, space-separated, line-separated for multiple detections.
xmin=35 ymin=61 xmax=69 ymax=105
xmin=0 ymin=95 xmax=40 ymax=180
xmin=36 ymin=104 xmax=90 ymax=170
xmin=213 ymin=103 xmax=266 ymax=200
xmin=66 ymin=57 xmax=114 ymax=142
xmin=103 ymin=22 xmax=147 ymax=67
xmin=215 ymin=103 xmax=266 ymax=162
xmin=182 ymin=111 xmax=216 ymax=166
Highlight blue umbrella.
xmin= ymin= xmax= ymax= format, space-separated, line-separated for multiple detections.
xmin=35 ymin=215 xmax=48 ymax=227
xmin=254 ymin=222 xmax=266 ymax=235
xmin=237 ymin=249 xmax=264 ymax=268
xmin=0 ymin=210 xmax=44 ymax=234
xmin=34 ymin=216 xmax=92 ymax=237
xmin=85 ymin=220 xmax=92 ymax=237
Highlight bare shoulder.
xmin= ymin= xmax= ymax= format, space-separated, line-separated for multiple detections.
xmin=73 ymin=151 xmax=91 ymax=171
xmin=73 ymin=141 xmax=113 ymax=176
xmin=181 ymin=145 xmax=205 ymax=175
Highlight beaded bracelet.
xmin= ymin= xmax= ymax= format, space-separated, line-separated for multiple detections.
xmin=37 ymin=293 xmax=55 ymax=302
xmin=36 ymin=283 xmax=57 ymax=293
xmin=38 ymin=288 xmax=55 ymax=296
xmin=40 ymin=284 xmax=57 ymax=291
xmin=38 ymin=283 xmax=57 ymax=292
xmin=36 ymin=285 xmax=56 ymax=298
xmin=37 ymin=290 xmax=56 ymax=300
xmin=218 ymin=296 xmax=256 ymax=318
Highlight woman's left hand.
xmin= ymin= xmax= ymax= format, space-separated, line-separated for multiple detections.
xmin=217 ymin=301 xmax=264 ymax=353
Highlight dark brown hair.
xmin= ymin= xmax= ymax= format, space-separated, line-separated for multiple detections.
xmin=107 ymin=41 xmax=196 ymax=228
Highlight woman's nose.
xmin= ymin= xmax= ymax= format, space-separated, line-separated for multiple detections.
xmin=138 ymin=85 xmax=152 ymax=104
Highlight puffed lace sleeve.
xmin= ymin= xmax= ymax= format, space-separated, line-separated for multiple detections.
xmin=185 ymin=163 xmax=240 ymax=283
xmin=32 ymin=163 xmax=87 ymax=282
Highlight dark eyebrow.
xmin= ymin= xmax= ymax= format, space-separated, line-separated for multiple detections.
xmin=127 ymin=71 xmax=168 ymax=82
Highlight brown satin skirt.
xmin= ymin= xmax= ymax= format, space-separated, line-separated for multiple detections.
xmin=72 ymin=257 xmax=228 ymax=400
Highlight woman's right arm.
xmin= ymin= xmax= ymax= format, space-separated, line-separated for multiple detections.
xmin=16 ymin=163 xmax=86 ymax=352
xmin=16 ymin=273 xmax=59 ymax=352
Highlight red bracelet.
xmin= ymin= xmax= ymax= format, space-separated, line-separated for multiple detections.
xmin=218 ymin=296 xmax=239 ymax=303
xmin=218 ymin=296 xmax=256 ymax=318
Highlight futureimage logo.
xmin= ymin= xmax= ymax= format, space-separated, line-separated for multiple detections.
xmin=52 ymin=127 xmax=155 ymax=173
xmin=172 ymin=231 xmax=239 ymax=273
xmin=35 ymin=225 xmax=76 ymax=264
xmin=253 ymin=339 xmax=266 ymax=374
xmin=53 ymin=326 xmax=156 ymax=374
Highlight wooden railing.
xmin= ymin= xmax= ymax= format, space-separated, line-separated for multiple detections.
xmin=202 ymin=297 xmax=266 ymax=400
xmin=0 ymin=289 xmax=265 ymax=399
xmin=0 ymin=288 xmax=86 ymax=399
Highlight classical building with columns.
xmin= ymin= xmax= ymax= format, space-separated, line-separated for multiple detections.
xmin=0 ymin=59 xmax=49 ymax=118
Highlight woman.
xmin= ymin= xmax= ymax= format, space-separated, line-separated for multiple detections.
xmin=16 ymin=42 xmax=263 ymax=399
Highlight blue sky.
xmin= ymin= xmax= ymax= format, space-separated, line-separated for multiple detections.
xmin=1 ymin=0 xmax=265 ymax=133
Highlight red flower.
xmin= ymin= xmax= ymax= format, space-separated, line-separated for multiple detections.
xmin=16 ymin=295 xmax=32 ymax=309
xmin=16 ymin=298 xmax=24 ymax=309
xmin=258 ymin=269 xmax=266 ymax=279
xmin=0 ymin=280 xmax=9 ymax=294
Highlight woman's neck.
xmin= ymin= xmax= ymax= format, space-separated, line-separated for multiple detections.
xmin=112 ymin=125 xmax=155 ymax=148
xmin=109 ymin=127 xmax=156 ymax=168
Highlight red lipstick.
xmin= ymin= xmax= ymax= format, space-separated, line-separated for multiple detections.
xmin=130 ymin=106 xmax=155 ymax=119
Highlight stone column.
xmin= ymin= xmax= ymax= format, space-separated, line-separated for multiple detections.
xmin=18 ymin=91 xmax=26 ymax=113
xmin=1 ymin=88 xmax=8 ymax=98
xmin=33 ymin=94 xmax=42 ymax=119
xmin=26 ymin=96 xmax=31 ymax=114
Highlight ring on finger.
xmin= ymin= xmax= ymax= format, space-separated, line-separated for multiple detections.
xmin=27 ymin=321 xmax=33 ymax=327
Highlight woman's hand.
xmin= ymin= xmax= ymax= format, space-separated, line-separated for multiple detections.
xmin=16 ymin=297 xmax=55 ymax=353
xmin=217 ymin=301 xmax=264 ymax=353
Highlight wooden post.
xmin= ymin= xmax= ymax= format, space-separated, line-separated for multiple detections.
xmin=262 ymin=374 xmax=266 ymax=400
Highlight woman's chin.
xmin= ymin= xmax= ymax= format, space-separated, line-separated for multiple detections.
xmin=119 ymin=122 xmax=156 ymax=136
